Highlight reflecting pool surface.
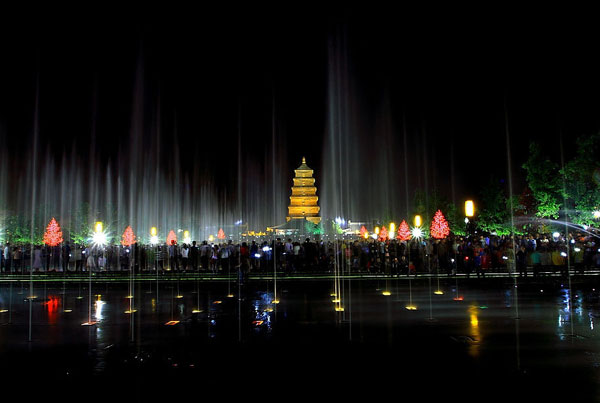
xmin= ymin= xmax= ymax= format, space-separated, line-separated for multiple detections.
xmin=1 ymin=277 xmax=599 ymax=401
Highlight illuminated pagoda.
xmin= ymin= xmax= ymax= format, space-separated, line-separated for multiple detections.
xmin=286 ymin=157 xmax=321 ymax=225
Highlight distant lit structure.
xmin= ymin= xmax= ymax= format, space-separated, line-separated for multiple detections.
xmin=286 ymin=157 xmax=321 ymax=225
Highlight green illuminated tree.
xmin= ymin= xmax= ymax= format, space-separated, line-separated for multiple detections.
xmin=561 ymin=133 xmax=600 ymax=225
xmin=522 ymin=142 xmax=562 ymax=219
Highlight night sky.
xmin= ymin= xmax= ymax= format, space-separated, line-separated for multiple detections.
xmin=1 ymin=6 xmax=600 ymax=209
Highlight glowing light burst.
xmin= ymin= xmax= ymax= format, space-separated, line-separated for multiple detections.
xmin=92 ymin=229 xmax=108 ymax=247
xmin=382 ymin=291 xmax=392 ymax=296
xmin=411 ymin=227 xmax=423 ymax=239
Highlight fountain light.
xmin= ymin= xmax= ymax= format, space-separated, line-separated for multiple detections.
xmin=382 ymin=291 xmax=391 ymax=296
xmin=192 ymin=309 xmax=203 ymax=313
xmin=434 ymin=290 xmax=444 ymax=295
xmin=227 ymin=294 xmax=235 ymax=298
xmin=124 ymin=310 xmax=137 ymax=314
xmin=125 ymin=295 xmax=134 ymax=299
xmin=389 ymin=222 xmax=396 ymax=234
xmin=264 ymin=308 xmax=274 ymax=312
xmin=165 ymin=321 xmax=180 ymax=326
xmin=363 ymin=231 xmax=369 ymax=239
xmin=0 ymin=309 xmax=8 ymax=313
xmin=335 ymin=307 xmax=345 ymax=312
xmin=405 ymin=305 xmax=418 ymax=310
xmin=374 ymin=226 xmax=380 ymax=235
xmin=332 ymin=299 xmax=341 ymax=303
xmin=213 ymin=300 xmax=222 ymax=304
xmin=175 ymin=295 xmax=184 ymax=299
xmin=183 ymin=230 xmax=191 ymax=244
xmin=271 ymin=299 xmax=280 ymax=304
xmin=63 ymin=309 xmax=72 ymax=313
xmin=453 ymin=296 xmax=464 ymax=301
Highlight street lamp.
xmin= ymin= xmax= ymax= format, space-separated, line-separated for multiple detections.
xmin=150 ymin=227 xmax=159 ymax=245
xmin=465 ymin=200 xmax=475 ymax=217
xmin=414 ymin=215 xmax=422 ymax=228
xmin=92 ymin=221 xmax=107 ymax=247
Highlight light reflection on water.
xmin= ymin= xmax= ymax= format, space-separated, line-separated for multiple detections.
xmin=2 ymin=279 xmax=600 ymax=381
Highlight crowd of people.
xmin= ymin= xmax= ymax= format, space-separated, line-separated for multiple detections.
xmin=1 ymin=231 xmax=599 ymax=277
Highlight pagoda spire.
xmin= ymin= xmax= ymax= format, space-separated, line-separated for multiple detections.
xmin=287 ymin=157 xmax=321 ymax=224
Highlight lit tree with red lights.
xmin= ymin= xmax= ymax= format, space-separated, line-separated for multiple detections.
xmin=430 ymin=210 xmax=450 ymax=239
xmin=397 ymin=220 xmax=412 ymax=241
xmin=43 ymin=218 xmax=63 ymax=247
xmin=378 ymin=225 xmax=388 ymax=241
xmin=359 ymin=225 xmax=368 ymax=238
xmin=217 ymin=228 xmax=226 ymax=240
xmin=166 ymin=230 xmax=177 ymax=245
xmin=121 ymin=226 xmax=137 ymax=246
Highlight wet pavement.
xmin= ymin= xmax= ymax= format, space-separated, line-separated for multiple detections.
xmin=1 ymin=276 xmax=600 ymax=401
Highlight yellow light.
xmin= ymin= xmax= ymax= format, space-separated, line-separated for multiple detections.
xmin=95 ymin=221 xmax=103 ymax=233
xmin=465 ymin=200 xmax=475 ymax=217
xmin=125 ymin=295 xmax=134 ymax=299
xmin=151 ymin=226 xmax=157 ymax=236
xmin=330 ymin=293 xmax=337 ymax=297
xmin=227 ymin=294 xmax=235 ymax=298
xmin=175 ymin=295 xmax=184 ymax=299
xmin=335 ymin=307 xmax=345 ymax=312
xmin=405 ymin=305 xmax=418 ymax=310
xmin=332 ymin=299 xmax=341 ymax=303
xmin=124 ymin=309 xmax=137 ymax=314
xmin=374 ymin=227 xmax=380 ymax=235
xmin=192 ymin=309 xmax=203 ymax=313
xmin=264 ymin=308 xmax=274 ymax=313
xmin=414 ymin=215 xmax=422 ymax=227
xmin=271 ymin=300 xmax=280 ymax=304
xmin=389 ymin=222 xmax=396 ymax=234
xmin=27 ymin=296 xmax=37 ymax=300
xmin=184 ymin=230 xmax=190 ymax=239
xmin=382 ymin=291 xmax=392 ymax=296
xmin=63 ymin=309 xmax=72 ymax=313
xmin=208 ymin=235 xmax=214 ymax=242
xmin=434 ymin=290 xmax=444 ymax=295
xmin=213 ymin=300 xmax=222 ymax=304
xmin=0 ymin=309 xmax=8 ymax=313
xmin=76 ymin=296 xmax=84 ymax=300
xmin=165 ymin=320 xmax=180 ymax=326
xmin=363 ymin=231 xmax=369 ymax=239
